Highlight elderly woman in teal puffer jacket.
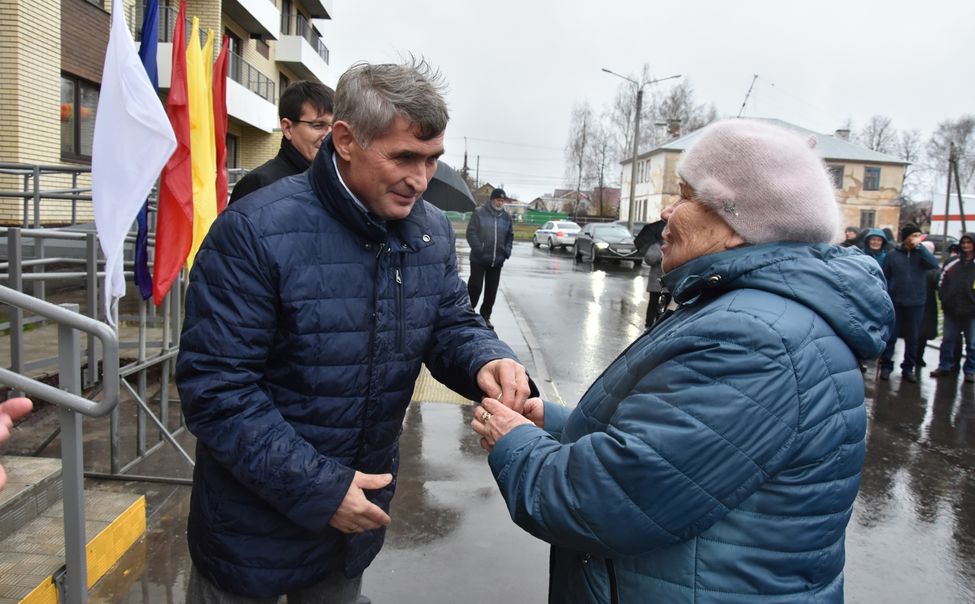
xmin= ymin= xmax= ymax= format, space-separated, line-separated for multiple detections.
xmin=472 ymin=120 xmax=894 ymax=603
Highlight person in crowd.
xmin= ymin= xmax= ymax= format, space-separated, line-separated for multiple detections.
xmin=177 ymin=59 xmax=534 ymax=604
xmin=470 ymin=119 xmax=893 ymax=602
xmin=228 ymin=81 xmax=334 ymax=204
xmin=879 ymin=224 xmax=940 ymax=382
xmin=917 ymin=241 xmax=940 ymax=376
xmin=861 ymin=228 xmax=890 ymax=268
xmin=0 ymin=397 xmax=32 ymax=491
xmin=466 ymin=188 xmax=514 ymax=329
xmin=841 ymin=225 xmax=860 ymax=247
xmin=642 ymin=240 xmax=670 ymax=329
xmin=931 ymin=233 xmax=975 ymax=382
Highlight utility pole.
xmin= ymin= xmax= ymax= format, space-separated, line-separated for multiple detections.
xmin=475 ymin=155 xmax=480 ymax=190
xmin=601 ymin=68 xmax=681 ymax=233
xmin=574 ymin=114 xmax=588 ymax=220
xmin=737 ymin=74 xmax=758 ymax=118
xmin=943 ymin=143 xmax=955 ymax=261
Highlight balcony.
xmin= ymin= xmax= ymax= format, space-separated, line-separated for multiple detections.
xmin=222 ymin=0 xmax=279 ymax=40
xmin=131 ymin=3 xmax=278 ymax=133
xmin=276 ymin=14 xmax=331 ymax=84
xmin=226 ymin=51 xmax=278 ymax=133
xmin=296 ymin=0 xmax=334 ymax=19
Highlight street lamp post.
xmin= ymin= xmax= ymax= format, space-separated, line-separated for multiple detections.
xmin=601 ymin=68 xmax=681 ymax=234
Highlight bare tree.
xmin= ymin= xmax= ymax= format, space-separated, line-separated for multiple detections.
xmin=858 ymin=115 xmax=897 ymax=154
xmin=564 ymin=101 xmax=594 ymax=216
xmin=585 ymin=122 xmax=615 ymax=216
xmin=896 ymin=129 xmax=925 ymax=198
xmin=927 ymin=115 xmax=975 ymax=193
xmin=657 ymin=79 xmax=717 ymax=134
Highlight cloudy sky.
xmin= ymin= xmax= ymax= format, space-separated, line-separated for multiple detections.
xmin=317 ymin=0 xmax=972 ymax=202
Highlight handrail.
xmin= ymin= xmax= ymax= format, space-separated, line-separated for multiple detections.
xmin=0 ymin=285 xmax=119 ymax=417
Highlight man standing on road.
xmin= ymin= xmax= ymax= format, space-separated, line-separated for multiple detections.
xmin=880 ymin=224 xmax=939 ymax=382
xmin=931 ymin=233 xmax=975 ymax=382
xmin=466 ymin=188 xmax=514 ymax=329
xmin=177 ymin=59 xmax=533 ymax=603
xmin=228 ymin=80 xmax=333 ymax=204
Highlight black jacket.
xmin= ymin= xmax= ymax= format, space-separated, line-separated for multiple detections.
xmin=939 ymin=237 xmax=975 ymax=317
xmin=466 ymin=203 xmax=513 ymax=267
xmin=227 ymin=137 xmax=309 ymax=204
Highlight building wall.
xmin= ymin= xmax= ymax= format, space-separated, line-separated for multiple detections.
xmin=833 ymin=162 xmax=905 ymax=232
xmin=0 ymin=0 xmax=66 ymax=225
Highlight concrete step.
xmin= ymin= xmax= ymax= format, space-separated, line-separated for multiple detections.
xmin=0 ymin=456 xmax=145 ymax=604
xmin=0 ymin=457 xmax=62 ymax=543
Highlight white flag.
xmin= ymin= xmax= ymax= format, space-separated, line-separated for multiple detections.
xmin=92 ymin=0 xmax=176 ymax=326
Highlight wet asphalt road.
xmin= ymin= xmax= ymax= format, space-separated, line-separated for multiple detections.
xmin=85 ymin=241 xmax=975 ymax=602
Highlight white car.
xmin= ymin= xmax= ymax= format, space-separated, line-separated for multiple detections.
xmin=532 ymin=221 xmax=582 ymax=250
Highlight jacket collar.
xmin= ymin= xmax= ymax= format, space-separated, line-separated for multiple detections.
xmin=308 ymin=135 xmax=436 ymax=251
xmin=279 ymin=137 xmax=311 ymax=173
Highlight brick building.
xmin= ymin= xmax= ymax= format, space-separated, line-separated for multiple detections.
xmin=0 ymin=0 xmax=335 ymax=226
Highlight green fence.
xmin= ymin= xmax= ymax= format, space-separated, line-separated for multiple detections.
xmin=521 ymin=210 xmax=569 ymax=225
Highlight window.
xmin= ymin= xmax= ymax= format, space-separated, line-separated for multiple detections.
xmin=860 ymin=210 xmax=876 ymax=229
xmin=226 ymin=30 xmax=242 ymax=83
xmin=828 ymin=164 xmax=844 ymax=189
xmin=60 ymin=75 xmax=99 ymax=162
xmin=279 ymin=73 xmax=290 ymax=99
xmin=281 ymin=0 xmax=292 ymax=34
xmin=225 ymin=134 xmax=239 ymax=170
xmin=863 ymin=166 xmax=881 ymax=191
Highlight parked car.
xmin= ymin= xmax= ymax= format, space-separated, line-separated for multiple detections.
xmin=574 ymin=223 xmax=642 ymax=267
xmin=532 ymin=220 xmax=581 ymax=250
xmin=921 ymin=233 xmax=959 ymax=256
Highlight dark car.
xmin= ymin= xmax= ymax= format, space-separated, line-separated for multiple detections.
xmin=574 ymin=223 xmax=642 ymax=267
xmin=613 ymin=219 xmax=649 ymax=237
xmin=922 ymin=233 xmax=959 ymax=256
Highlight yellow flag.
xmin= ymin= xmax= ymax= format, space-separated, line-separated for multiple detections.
xmin=186 ymin=17 xmax=217 ymax=269
xmin=203 ymin=29 xmax=216 ymax=174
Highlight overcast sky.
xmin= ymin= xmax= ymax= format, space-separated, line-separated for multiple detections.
xmin=317 ymin=0 xmax=973 ymax=202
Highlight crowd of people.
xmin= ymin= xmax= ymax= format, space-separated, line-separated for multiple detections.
xmin=845 ymin=224 xmax=975 ymax=383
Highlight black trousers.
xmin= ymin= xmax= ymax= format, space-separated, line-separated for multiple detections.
xmin=645 ymin=291 xmax=673 ymax=328
xmin=468 ymin=263 xmax=502 ymax=319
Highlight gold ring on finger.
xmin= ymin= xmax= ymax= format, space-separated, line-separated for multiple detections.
xmin=481 ymin=410 xmax=492 ymax=422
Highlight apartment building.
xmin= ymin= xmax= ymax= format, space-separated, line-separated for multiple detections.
xmin=0 ymin=0 xmax=334 ymax=226
xmin=619 ymin=118 xmax=910 ymax=235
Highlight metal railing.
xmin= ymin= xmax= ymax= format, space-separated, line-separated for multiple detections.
xmin=228 ymin=50 xmax=276 ymax=103
xmin=296 ymin=14 xmax=330 ymax=64
xmin=0 ymin=287 xmax=119 ymax=604
xmin=0 ymin=164 xmax=92 ymax=229
xmin=130 ymin=2 xmax=210 ymax=49
xmin=1 ymin=225 xmax=192 ymax=475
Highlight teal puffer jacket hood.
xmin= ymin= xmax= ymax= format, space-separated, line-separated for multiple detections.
xmin=489 ymin=242 xmax=893 ymax=603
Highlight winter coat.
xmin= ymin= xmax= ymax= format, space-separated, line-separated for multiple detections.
xmin=466 ymin=203 xmax=513 ymax=267
xmin=227 ymin=137 xmax=309 ymax=204
xmin=177 ymin=138 xmax=525 ymax=598
xmin=883 ymin=242 xmax=939 ymax=306
xmin=938 ymin=235 xmax=975 ymax=318
xmin=488 ymin=243 xmax=893 ymax=603
xmin=860 ymin=227 xmax=890 ymax=268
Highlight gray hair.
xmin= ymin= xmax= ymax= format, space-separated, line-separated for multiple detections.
xmin=334 ymin=58 xmax=449 ymax=147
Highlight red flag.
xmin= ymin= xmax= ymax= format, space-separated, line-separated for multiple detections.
xmin=152 ymin=0 xmax=193 ymax=305
xmin=213 ymin=34 xmax=229 ymax=213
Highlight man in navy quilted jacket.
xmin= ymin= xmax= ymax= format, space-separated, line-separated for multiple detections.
xmin=177 ymin=59 xmax=534 ymax=603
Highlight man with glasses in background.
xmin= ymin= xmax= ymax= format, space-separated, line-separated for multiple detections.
xmin=228 ymin=80 xmax=333 ymax=204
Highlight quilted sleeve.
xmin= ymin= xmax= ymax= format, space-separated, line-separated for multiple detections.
xmin=177 ymin=209 xmax=354 ymax=533
xmin=487 ymin=308 xmax=801 ymax=557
